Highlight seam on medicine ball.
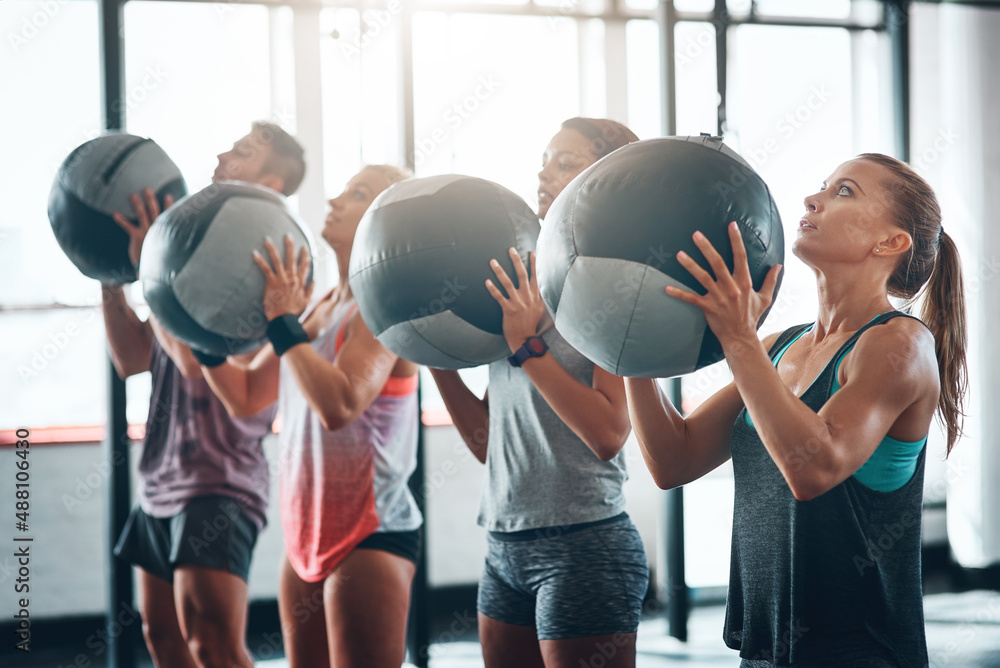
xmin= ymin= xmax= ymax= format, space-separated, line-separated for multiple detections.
xmin=409 ymin=321 xmax=464 ymax=366
xmin=346 ymin=243 xmax=460 ymax=279
xmin=615 ymin=265 xmax=648 ymax=374
xmin=743 ymin=220 xmax=767 ymax=277
xmin=102 ymin=137 xmax=150 ymax=185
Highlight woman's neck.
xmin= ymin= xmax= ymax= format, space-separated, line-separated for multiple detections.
xmin=333 ymin=246 xmax=353 ymax=303
xmin=811 ymin=267 xmax=894 ymax=340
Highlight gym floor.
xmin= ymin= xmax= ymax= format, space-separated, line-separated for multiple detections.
xmin=18 ymin=590 xmax=998 ymax=668
xmin=413 ymin=591 xmax=1000 ymax=668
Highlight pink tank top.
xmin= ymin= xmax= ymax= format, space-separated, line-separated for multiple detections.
xmin=278 ymin=298 xmax=421 ymax=582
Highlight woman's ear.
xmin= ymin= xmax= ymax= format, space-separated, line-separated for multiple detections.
xmin=875 ymin=230 xmax=912 ymax=258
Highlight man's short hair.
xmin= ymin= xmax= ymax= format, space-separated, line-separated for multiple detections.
xmin=252 ymin=121 xmax=306 ymax=196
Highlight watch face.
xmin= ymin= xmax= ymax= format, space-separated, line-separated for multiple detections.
xmin=527 ymin=337 xmax=547 ymax=354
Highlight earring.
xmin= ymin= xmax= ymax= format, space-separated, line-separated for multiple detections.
xmin=875 ymin=248 xmax=881 ymax=253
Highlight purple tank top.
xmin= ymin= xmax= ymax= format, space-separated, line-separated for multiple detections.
xmin=138 ymin=338 xmax=275 ymax=529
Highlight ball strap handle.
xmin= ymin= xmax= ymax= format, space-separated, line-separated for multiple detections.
xmin=267 ymin=314 xmax=310 ymax=356
xmin=191 ymin=348 xmax=227 ymax=368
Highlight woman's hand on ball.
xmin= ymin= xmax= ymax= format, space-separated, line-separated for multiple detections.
xmin=112 ymin=188 xmax=175 ymax=271
xmin=253 ymin=235 xmax=314 ymax=320
xmin=666 ymin=222 xmax=782 ymax=348
xmin=485 ymin=248 xmax=547 ymax=350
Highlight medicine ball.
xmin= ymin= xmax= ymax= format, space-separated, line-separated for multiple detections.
xmin=537 ymin=135 xmax=784 ymax=378
xmin=348 ymin=174 xmax=540 ymax=369
xmin=140 ymin=181 xmax=314 ymax=356
xmin=48 ymin=133 xmax=187 ymax=284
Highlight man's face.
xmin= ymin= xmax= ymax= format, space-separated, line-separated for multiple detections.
xmin=213 ymin=131 xmax=274 ymax=185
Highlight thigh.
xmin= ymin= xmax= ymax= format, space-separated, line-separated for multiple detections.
xmin=173 ymin=565 xmax=249 ymax=641
xmin=479 ymin=613 xmax=546 ymax=668
xmin=138 ymin=569 xmax=199 ymax=668
xmin=138 ymin=568 xmax=181 ymax=631
xmin=540 ymin=633 xmax=636 ymax=668
xmin=278 ymin=556 xmax=329 ymax=668
xmin=324 ymin=547 xmax=416 ymax=668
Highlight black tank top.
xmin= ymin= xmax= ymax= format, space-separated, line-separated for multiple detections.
xmin=723 ymin=311 xmax=929 ymax=667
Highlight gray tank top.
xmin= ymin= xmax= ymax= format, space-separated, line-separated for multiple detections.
xmin=724 ymin=312 xmax=928 ymax=666
xmin=477 ymin=325 xmax=628 ymax=532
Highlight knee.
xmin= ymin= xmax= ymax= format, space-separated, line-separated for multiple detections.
xmin=141 ymin=617 xmax=177 ymax=654
xmin=185 ymin=622 xmax=245 ymax=668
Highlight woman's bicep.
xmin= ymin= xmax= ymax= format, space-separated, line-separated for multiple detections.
xmin=681 ymin=381 xmax=743 ymax=474
xmin=816 ymin=323 xmax=938 ymax=475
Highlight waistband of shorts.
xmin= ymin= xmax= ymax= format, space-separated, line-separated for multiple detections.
xmin=487 ymin=512 xmax=629 ymax=542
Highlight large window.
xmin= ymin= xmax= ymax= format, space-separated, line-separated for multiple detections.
xmin=1 ymin=0 xmax=104 ymax=429
xmin=2 ymin=0 xmax=905 ymax=596
xmin=671 ymin=4 xmax=894 ymax=591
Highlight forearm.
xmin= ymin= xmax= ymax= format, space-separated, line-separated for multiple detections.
xmin=203 ymin=343 xmax=280 ymax=417
xmin=281 ymin=343 xmax=361 ymax=431
xmin=202 ymin=362 xmax=257 ymax=417
xmin=100 ymin=285 xmax=152 ymax=378
xmin=428 ymin=368 xmax=489 ymax=463
xmin=724 ymin=336 xmax=840 ymax=497
xmin=521 ymin=356 xmax=629 ymax=460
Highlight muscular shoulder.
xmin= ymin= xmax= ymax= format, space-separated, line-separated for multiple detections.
xmin=842 ymin=316 xmax=939 ymax=398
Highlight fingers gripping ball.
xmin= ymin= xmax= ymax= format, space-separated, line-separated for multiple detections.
xmin=48 ymin=133 xmax=188 ymax=284
xmin=140 ymin=181 xmax=315 ymax=356
xmin=537 ymin=135 xmax=784 ymax=378
xmin=348 ymin=175 xmax=541 ymax=369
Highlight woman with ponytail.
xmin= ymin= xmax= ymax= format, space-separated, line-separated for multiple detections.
xmin=626 ymin=154 xmax=966 ymax=667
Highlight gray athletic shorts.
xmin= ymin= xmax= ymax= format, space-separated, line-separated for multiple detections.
xmin=477 ymin=512 xmax=649 ymax=640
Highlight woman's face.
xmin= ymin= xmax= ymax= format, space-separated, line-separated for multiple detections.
xmin=794 ymin=158 xmax=904 ymax=268
xmin=537 ymin=128 xmax=597 ymax=219
xmin=322 ymin=168 xmax=391 ymax=249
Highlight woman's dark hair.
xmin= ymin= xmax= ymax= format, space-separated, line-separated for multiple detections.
xmin=859 ymin=152 xmax=967 ymax=454
xmin=560 ymin=117 xmax=639 ymax=161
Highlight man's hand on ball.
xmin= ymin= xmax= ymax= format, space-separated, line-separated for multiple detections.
xmin=665 ymin=222 xmax=782 ymax=347
xmin=253 ymin=235 xmax=314 ymax=320
xmin=112 ymin=188 xmax=175 ymax=270
xmin=485 ymin=248 xmax=547 ymax=350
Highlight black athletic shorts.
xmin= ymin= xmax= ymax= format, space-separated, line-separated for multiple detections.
xmin=113 ymin=495 xmax=260 ymax=583
xmin=355 ymin=528 xmax=422 ymax=566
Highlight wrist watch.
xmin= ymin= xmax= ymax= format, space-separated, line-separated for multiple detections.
xmin=508 ymin=335 xmax=549 ymax=367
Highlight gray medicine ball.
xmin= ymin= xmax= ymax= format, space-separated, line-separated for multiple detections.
xmin=48 ymin=133 xmax=188 ymax=284
xmin=348 ymin=174 xmax=541 ymax=369
xmin=140 ymin=181 xmax=314 ymax=356
xmin=537 ymin=135 xmax=784 ymax=378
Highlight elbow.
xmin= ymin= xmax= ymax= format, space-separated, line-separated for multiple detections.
xmin=111 ymin=356 xmax=144 ymax=380
xmin=218 ymin=394 xmax=265 ymax=420
xmin=318 ymin=405 xmax=353 ymax=432
xmin=789 ymin=483 xmax=822 ymax=503
xmin=109 ymin=357 xmax=130 ymax=380
xmin=591 ymin=442 xmax=622 ymax=462
xmin=227 ymin=404 xmax=257 ymax=419
xmin=650 ymin=471 xmax=672 ymax=490
xmin=586 ymin=437 xmax=625 ymax=462
xmin=586 ymin=424 xmax=631 ymax=462
xmin=785 ymin=471 xmax=835 ymax=502
xmin=648 ymin=466 xmax=682 ymax=491
xmin=176 ymin=363 xmax=204 ymax=381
